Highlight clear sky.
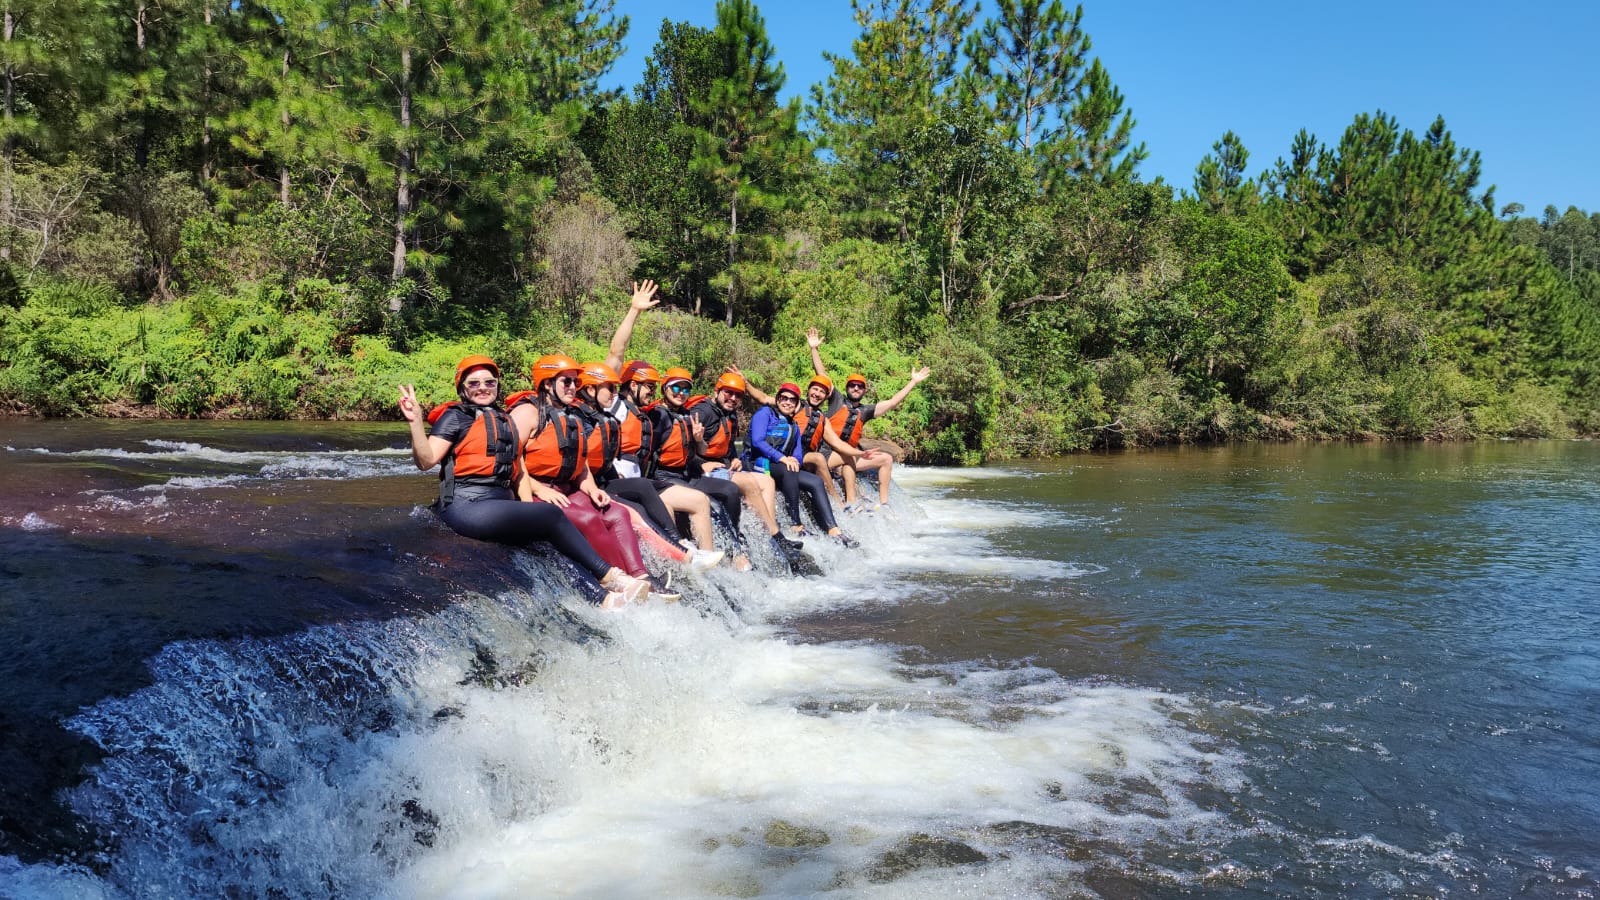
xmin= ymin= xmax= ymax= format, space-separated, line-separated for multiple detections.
xmin=603 ymin=0 xmax=1599 ymax=216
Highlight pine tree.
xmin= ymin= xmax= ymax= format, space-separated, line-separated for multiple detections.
xmin=1192 ymin=130 xmax=1257 ymax=215
xmin=810 ymin=0 xmax=977 ymax=240
xmin=688 ymin=0 xmax=805 ymax=327
xmin=1052 ymin=57 xmax=1145 ymax=186
xmin=962 ymin=0 xmax=1089 ymax=155
xmin=1 ymin=0 xmax=94 ymax=259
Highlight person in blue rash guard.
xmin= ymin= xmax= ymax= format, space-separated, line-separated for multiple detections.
xmin=745 ymin=381 xmax=858 ymax=548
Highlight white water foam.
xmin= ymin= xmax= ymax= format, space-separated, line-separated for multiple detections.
xmin=10 ymin=464 xmax=1238 ymax=898
xmin=15 ymin=440 xmax=417 ymax=488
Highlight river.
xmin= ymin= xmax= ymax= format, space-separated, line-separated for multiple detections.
xmin=1 ymin=421 xmax=1596 ymax=898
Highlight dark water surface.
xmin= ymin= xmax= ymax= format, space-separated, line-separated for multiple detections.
xmin=2 ymin=422 xmax=1597 ymax=897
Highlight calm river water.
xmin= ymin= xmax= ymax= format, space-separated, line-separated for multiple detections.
xmin=0 ymin=421 xmax=1596 ymax=898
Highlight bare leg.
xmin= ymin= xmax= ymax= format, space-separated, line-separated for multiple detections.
xmin=730 ymin=470 xmax=780 ymax=534
xmin=660 ymin=484 xmax=716 ymax=551
xmin=855 ymin=454 xmax=894 ymax=504
xmin=830 ymin=456 xmax=859 ymax=505
xmin=803 ymin=451 xmax=842 ymax=503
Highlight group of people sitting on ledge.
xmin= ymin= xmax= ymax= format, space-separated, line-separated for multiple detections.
xmin=399 ymin=280 xmax=931 ymax=608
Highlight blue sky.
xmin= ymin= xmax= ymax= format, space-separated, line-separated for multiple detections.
xmin=603 ymin=0 xmax=1599 ymax=216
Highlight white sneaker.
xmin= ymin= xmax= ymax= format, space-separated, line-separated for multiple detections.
xmin=688 ymin=548 xmax=726 ymax=572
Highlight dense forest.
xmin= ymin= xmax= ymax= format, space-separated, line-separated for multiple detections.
xmin=2 ymin=0 xmax=1597 ymax=460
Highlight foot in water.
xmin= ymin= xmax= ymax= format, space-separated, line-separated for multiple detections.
xmin=599 ymin=569 xmax=651 ymax=608
xmin=828 ymin=528 xmax=860 ymax=549
xmin=678 ymin=539 xmax=726 ymax=572
xmin=770 ymin=534 xmax=823 ymax=577
xmin=647 ymin=572 xmax=682 ymax=603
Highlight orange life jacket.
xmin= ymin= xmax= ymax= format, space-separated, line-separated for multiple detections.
xmin=695 ymin=399 xmax=739 ymax=463
xmin=618 ymin=399 xmax=652 ymax=459
xmin=426 ymin=401 xmax=516 ymax=507
xmin=577 ymin=405 xmax=620 ymax=480
xmin=509 ymin=392 xmax=584 ymax=488
xmin=829 ymin=401 xmax=869 ymax=448
xmin=648 ymin=401 xmax=696 ymax=475
xmin=796 ymin=405 xmax=828 ymax=453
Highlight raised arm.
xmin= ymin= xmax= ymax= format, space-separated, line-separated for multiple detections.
xmin=398 ymin=385 xmax=452 ymax=470
xmin=604 ymin=279 xmax=660 ymax=371
xmin=807 ymin=327 xmax=827 ymax=378
xmin=724 ymin=364 xmax=772 ymax=405
xmin=872 ymin=366 xmax=931 ymax=417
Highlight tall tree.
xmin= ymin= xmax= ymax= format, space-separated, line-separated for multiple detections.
xmin=810 ymin=0 xmax=977 ymax=240
xmin=962 ymin=0 xmax=1089 ymax=155
xmin=1 ymin=0 xmax=93 ymax=259
xmin=689 ymin=0 xmax=805 ymax=327
xmin=1051 ymin=57 xmax=1145 ymax=187
xmin=1192 ymin=129 xmax=1257 ymax=215
xmin=317 ymin=0 xmax=624 ymax=297
xmin=584 ymin=20 xmax=723 ymax=311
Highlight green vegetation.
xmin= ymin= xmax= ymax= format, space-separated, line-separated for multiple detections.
xmin=2 ymin=0 xmax=1596 ymax=460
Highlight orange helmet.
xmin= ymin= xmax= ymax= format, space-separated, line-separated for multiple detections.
xmin=714 ymin=372 xmax=747 ymax=395
xmin=808 ymin=373 xmax=833 ymax=393
xmin=579 ymin=361 xmax=620 ymax=389
xmin=845 ymin=373 xmax=868 ymax=388
xmin=531 ymin=353 xmax=581 ymax=390
xmin=622 ymin=360 xmax=662 ymax=383
xmin=661 ymin=366 xmax=693 ymax=387
xmin=454 ymin=355 xmax=500 ymax=390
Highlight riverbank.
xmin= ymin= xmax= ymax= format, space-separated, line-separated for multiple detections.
xmin=2 ymin=277 xmax=1590 ymax=461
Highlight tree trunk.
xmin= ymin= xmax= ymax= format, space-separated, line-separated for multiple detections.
xmin=278 ymin=49 xmax=290 ymax=206
xmin=724 ymin=189 xmax=737 ymax=327
xmin=135 ymin=2 xmax=149 ymax=168
xmin=390 ymin=17 xmax=411 ymax=308
xmin=200 ymin=0 xmax=213 ymax=186
xmin=2 ymin=7 xmax=14 ymax=262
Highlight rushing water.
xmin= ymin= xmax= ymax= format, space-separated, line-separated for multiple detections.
xmin=1 ymin=421 xmax=1596 ymax=898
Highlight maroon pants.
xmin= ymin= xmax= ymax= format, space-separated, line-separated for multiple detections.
xmin=549 ymin=487 xmax=648 ymax=577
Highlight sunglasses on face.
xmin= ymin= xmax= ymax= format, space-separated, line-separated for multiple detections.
xmin=463 ymin=378 xmax=498 ymax=390
xmin=554 ymin=375 xmax=578 ymax=387
xmin=668 ymin=383 xmax=690 ymax=395
xmin=777 ymin=393 xmax=798 ymax=404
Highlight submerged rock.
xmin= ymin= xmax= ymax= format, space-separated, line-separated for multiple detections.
xmin=763 ymin=820 xmax=831 ymax=849
xmin=866 ymin=833 xmax=989 ymax=883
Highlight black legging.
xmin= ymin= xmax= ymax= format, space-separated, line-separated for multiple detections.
xmin=604 ymin=476 xmax=683 ymax=542
xmin=770 ymin=464 xmax=839 ymax=531
xmin=438 ymin=487 xmax=609 ymax=604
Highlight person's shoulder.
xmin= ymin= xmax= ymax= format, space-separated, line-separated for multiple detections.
xmin=428 ymin=403 xmax=475 ymax=439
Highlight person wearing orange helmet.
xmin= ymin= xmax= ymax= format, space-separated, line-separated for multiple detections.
xmin=652 ymin=366 xmax=806 ymax=563
xmin=806 ymin=327 xmax=931 ymax=510
xmin=599 ymin=280 xmax=746 ymax=568
xmin=508 ymin=353 xmax=678 ymax=601
xmin=745 ymin=380 xmax=858 ymax=547
xmin=572 ymin=361 xmax=724 ymax=572
xmin=397 ymin=356 xmax=651 ymax=608
xmin=791 ymin=371 xmax=871 ymax=507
